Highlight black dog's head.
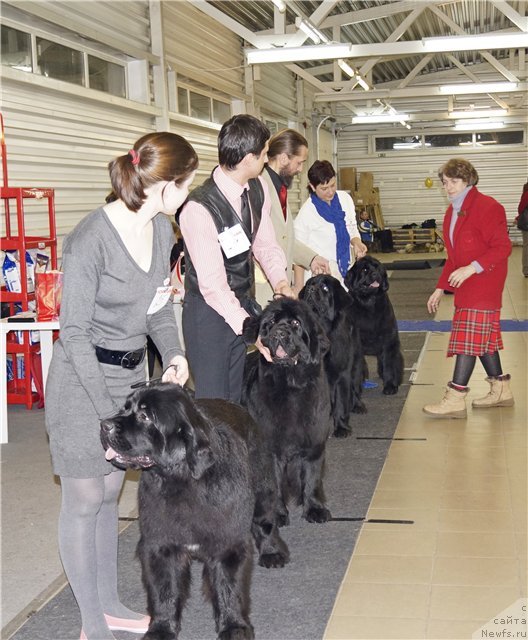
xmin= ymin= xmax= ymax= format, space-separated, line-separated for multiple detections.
xmin=243 ymin=297 xmax=329 ymax=367
xmin=344 ymin=256 xmax=389 ymax=299
xmin=100 ymin=384 xmax=214 ymax=480
xmin=299 ymin=274 xmax=351 ymax=328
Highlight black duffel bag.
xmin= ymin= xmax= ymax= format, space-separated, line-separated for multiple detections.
xmin=517 ymin=207 xmax=528 ymax=231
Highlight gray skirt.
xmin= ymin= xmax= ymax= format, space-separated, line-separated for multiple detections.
xmin=45 ymin=344 xmax=145 ymax=478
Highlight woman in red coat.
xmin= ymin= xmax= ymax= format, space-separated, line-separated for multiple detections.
xmin=423 ymin=158 xmax=513 ymax=418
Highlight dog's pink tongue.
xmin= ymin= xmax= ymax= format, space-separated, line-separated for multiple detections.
xmin=105 ymin=446 xmax=117 ymax=461
xmin=275 ymin=345 xmax=288 ymax=358
xmin=369 ymin=281 xmax=380 ymax=288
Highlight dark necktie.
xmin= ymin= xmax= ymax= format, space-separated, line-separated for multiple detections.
xmin=279 ymin=183 xmax=288 ymax=221
xmin=240 ymin=188 xmax=252 ymax=238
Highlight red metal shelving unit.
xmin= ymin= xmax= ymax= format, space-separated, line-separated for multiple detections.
xmin=1 ymin=113 xmax=58 ymax=408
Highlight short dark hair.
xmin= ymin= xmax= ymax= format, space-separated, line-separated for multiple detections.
xmin=307 ymin=160 xmax=336 ymax=191
xmin=268 ymin=128 xmax=308 ymax=160
xmin=218 ymin=115 xmax=270 ymax=169
xmin=108 ymin=132 xmax=198 ymax=212
xmin=438 ymin=158 xmax=479 ymax=186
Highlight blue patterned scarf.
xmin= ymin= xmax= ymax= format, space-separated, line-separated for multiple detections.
xmin=311 ymin=192 xmax=351 ymax=277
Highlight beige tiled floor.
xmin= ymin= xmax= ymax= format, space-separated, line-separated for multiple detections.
xmin=324 ymin=248 xmax=527 ymax=640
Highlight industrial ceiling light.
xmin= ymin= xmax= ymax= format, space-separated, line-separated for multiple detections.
xmin=352 ymin=114 xmax=410 ymax=124
xmin=246 ymin=43 xmax=351 ymax=64
xmin=448 ymin=109 xmax=508 ymax=119
xmin=439 ymin=82 xmax=518 ymax=95
xmin=422 ymin=32 xmax=528 ymax=53
xmin=454 ymin=120 xmax=505 ymax=130
xmin=337 ymin=59 xmax=370 ymax=91
xmin=295 ymin=18 xmax=328 ymax=45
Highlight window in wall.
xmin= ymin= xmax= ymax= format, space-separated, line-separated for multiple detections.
xmin=212 ymin=99 xmax=230 ymax=124
xmin=1 ymin=25 xmax=32 ymax=72
xmin=88 ymin=55 xmax=125 ymax=98
xmin=177 ymin=87 xmax=189 ymax=115
xmin=475 ymin=130 xmax=524 ymax=146
xmin=36 ymin=37 xmax=84 ymax=86
xmin=425 ymin=133 xmax=473 ymax=147
xmin=190 ymin=91 xmax=211 ymax=120
xmin=376 ymin=136 xmax=423 ymax=151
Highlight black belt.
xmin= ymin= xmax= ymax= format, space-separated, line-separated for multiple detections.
xmin=95 ymin=345 xmax=146 ymax=369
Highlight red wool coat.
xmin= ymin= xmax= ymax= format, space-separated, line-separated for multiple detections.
xmin=436 ymin=186 xmax=511 ymax=310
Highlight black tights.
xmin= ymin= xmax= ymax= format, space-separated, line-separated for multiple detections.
xmin=452 ymin=352 xmax=503 ymax=387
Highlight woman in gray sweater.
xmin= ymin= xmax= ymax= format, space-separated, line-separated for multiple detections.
xmin=45 ymin=132 xmax=198 ymax=640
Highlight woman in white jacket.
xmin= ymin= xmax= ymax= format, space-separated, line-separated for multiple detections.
xmin=294 ymin=160 xmax=367 ymax=287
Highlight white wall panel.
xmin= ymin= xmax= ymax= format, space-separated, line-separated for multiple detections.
xmin=254 ymin=65 xmax=297 ymax=119
xmin=162 ymin=2 xmax=245 ymax=99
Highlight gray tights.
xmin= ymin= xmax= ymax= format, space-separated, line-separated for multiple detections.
xmin=58 ymin=471 xmax=141 ymax=640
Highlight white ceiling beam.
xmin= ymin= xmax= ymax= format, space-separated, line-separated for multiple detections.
xmin=319 ymin=0 xmax=457 ymax=28
xmin=247 ymin=31 xmax=528 ymax=64
xmin=188 ymin=0 xmax=260 ymax=45
xmin=314 ymin=82 xmax=528 ymax=102
xmin=397 ymin=54 xmax=434 ymax=89
xmin=359 ymin=5 xmax=427 ymax=78
xmin=308 ymin=1 xmax=340 ymax=27
xmin=428 ymin=4 xmax=521 ymax=82
xmin=488 ymin=0 xmax=528 ymax=32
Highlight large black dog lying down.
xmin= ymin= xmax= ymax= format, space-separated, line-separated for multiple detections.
xmin=344 ymin=256 xmax=404 ymax=395
xmin=100 ymin=384 xmax=289 ymax=640
xmin=243 ymin=297 xmax=332 ymax=525
xmin=300 ymin=274 xmax=366 ymax=438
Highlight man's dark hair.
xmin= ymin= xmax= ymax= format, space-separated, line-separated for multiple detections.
xmin=218 ymin=115 xmax=270 ymax=169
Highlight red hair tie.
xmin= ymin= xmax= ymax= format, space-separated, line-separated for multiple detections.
xmin=129 ymin=149 xmax=140 ymax=166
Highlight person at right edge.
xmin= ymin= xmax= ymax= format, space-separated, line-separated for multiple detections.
xmin=423 ymin=158 xmax=513 ymax=419
xmin=516 ymin=178 xmax=528 ymax=277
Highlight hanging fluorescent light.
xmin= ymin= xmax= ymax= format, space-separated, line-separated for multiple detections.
xmin=271 ymin=0 xmax=286 ymax=13
xmin=295 ymin=18 xmax=328 ymax=45
xmin=440 ymin=82 xmax=518 ymax=95
xmin=352 ymin=114 xmax=410 ymax=124
xmin=454 ymin=120 xmax=505 ymax=130
xmin=449 ymin=109 xmax=508 ymax=119
xmin=246 ymin=43 xmax=351 ymax=64
xmin=338 ymin=59 xmax=370 ymax=91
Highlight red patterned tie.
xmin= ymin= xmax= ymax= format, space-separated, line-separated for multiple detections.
xmin=279 ymin=184 xmax=288 ymax=221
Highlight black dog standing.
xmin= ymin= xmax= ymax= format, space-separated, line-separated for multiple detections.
xmin=242 ymin=297 xmax=332 ymax=526
xmin=300 ymin=274 xmax=366 ymax=438
xmin=345 ymin=256 xmax=404 ymax=395
xmin=100 ymin=384 xmax=289 ymax=640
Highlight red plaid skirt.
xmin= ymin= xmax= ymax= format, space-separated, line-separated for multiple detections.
xmin=447 ymin=308 xmax=503 ymax=357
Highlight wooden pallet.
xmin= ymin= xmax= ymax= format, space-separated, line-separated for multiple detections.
xmin=391 ymin=228 xmax=436 ymax=250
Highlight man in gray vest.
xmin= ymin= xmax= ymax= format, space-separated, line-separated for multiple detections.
xmin=179 ymin=114 xmax=292 ymax=402
xmin=255 ymin=128 xmax=330 ymax=307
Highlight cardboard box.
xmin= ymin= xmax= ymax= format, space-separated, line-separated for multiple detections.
xmin=339 ymin=167 xmax=357 ymax=192
xmin=358 ymin=171 xmax=374 ymax=191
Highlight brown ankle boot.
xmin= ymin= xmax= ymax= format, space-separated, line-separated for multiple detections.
xmin=472 ymin=374 xmax=514 ymax=408
xmin=423 ymin=382 xmax=468 ymax=419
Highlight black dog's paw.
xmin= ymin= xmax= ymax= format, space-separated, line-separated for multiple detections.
xmin=333 ymin=426 xmax=352 ymax=439
xmin=383 ymin=384 xmax=398 ymax=395
xmin=258 ymin=550 xmax=290 ymax=568
xmin=352 ymin=401 xmax=367 ymax=414
xmin=305 ymin=505 xmax=331 ymax=523
xmin=277 ymin=511 xmax=290 ymax=527
xmin=218 ymin=624 xmax=254 ymax=640
xmin=143 ymin=627 xmax=176 ymax=640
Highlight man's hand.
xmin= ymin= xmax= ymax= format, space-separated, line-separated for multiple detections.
xmin=273 ymin=280 xmax=294 ymax=298
xmin=310 ymin=256 xmax=330 ymax=275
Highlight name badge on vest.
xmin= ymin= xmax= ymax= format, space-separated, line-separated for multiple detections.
xmin=218 ymin=223 xmax=251 ymax=259
xmin=147 ymin=286 xmax=172 ymax=315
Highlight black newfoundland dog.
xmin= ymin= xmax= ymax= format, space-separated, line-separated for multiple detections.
xmin=299 ymin=274 xmax=366 ymax=438
xmin=344 ymin=256 xmax=404 ymax=395
xmin=242 ymin=297 xmax=332 ymax=526
xmin=100 ymin=384 xmax=289 ymax=640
